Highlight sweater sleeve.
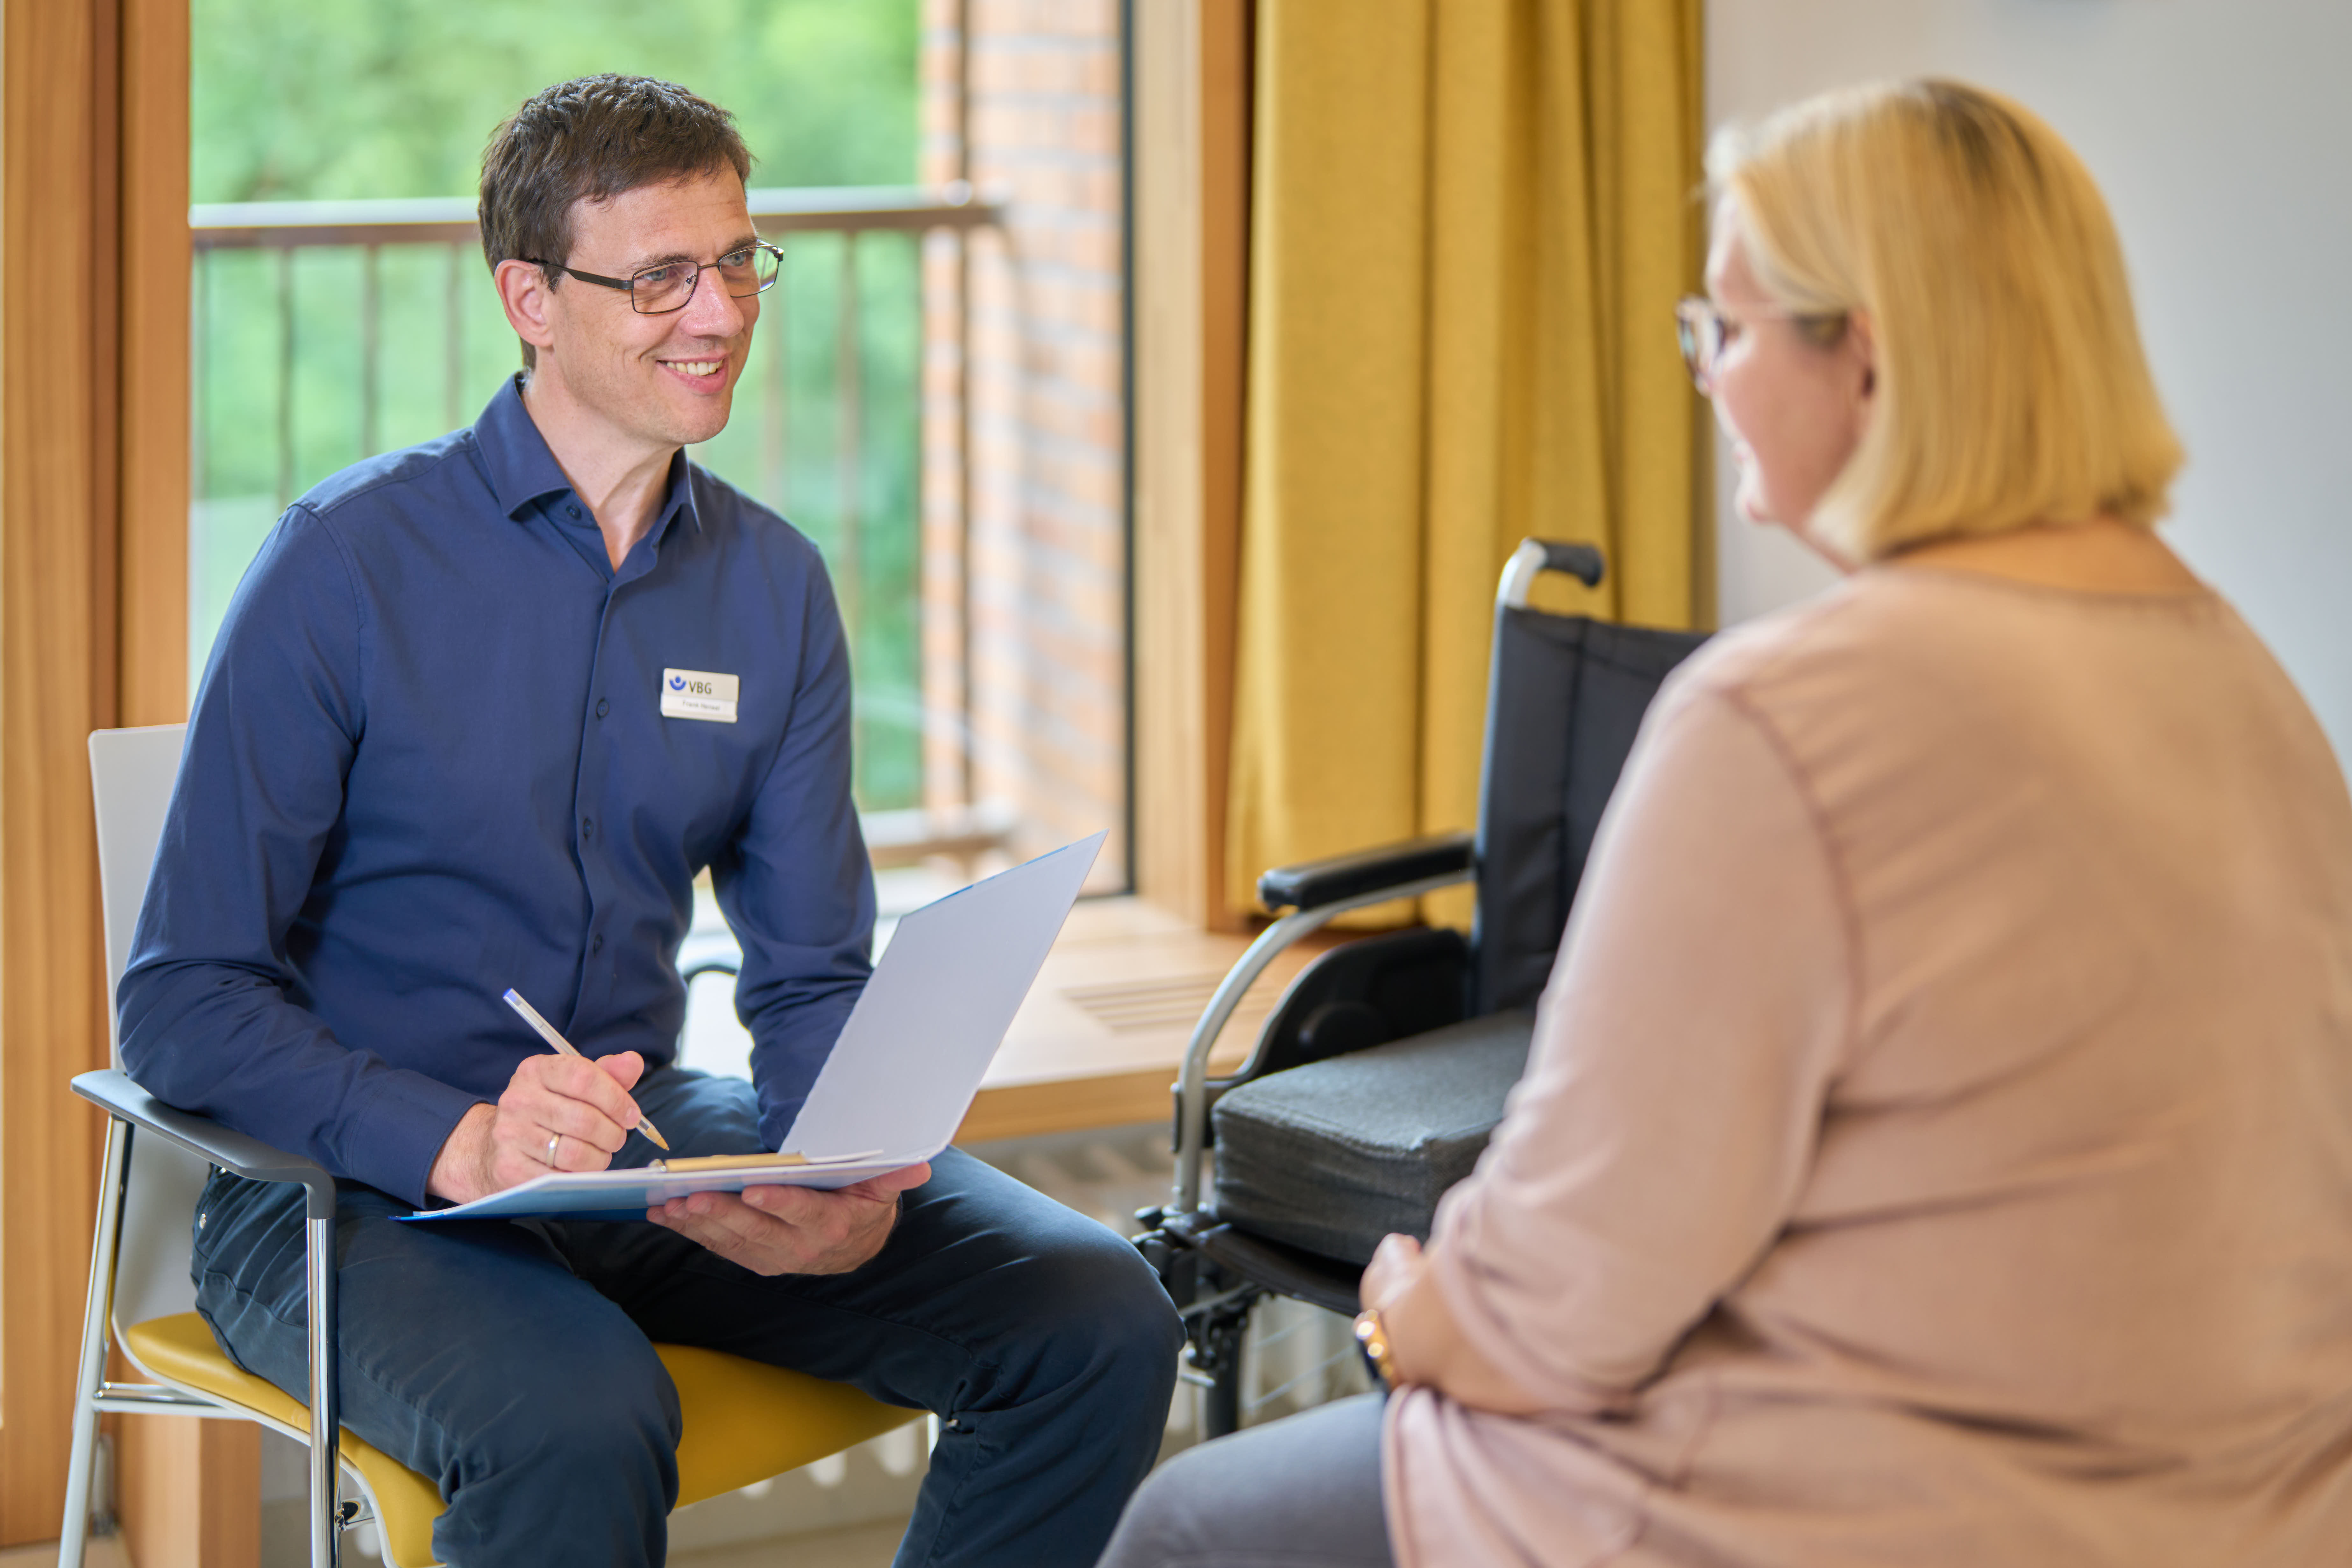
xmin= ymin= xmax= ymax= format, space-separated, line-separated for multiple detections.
xmin=1424 ymin=678 xmax=1855 ymax=1411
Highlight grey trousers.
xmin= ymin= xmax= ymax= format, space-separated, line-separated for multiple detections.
xmin=1097 ymin=1393 xmax=1395 ymax=1568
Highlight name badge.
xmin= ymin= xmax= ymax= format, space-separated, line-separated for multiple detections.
xmin=661 ymin=668 xmax=739 ymax=723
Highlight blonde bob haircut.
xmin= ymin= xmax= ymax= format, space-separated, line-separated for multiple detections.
xmin=1707 ymin=79 xmax=2184 ymax=563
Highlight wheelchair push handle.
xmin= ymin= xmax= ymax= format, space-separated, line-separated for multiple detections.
xmin=1497 ymin=538 xmax=1604 ymax=610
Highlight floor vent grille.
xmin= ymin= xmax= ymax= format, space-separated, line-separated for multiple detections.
xmin=1060 ymin=973 xmax=1277 ymax=1036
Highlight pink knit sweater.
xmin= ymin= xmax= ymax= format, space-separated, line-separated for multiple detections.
xmin=1389 ymin=567 xmax=2352 ymax=1567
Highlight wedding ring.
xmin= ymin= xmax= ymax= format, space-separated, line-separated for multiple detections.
xmin=546 ymin=1132 xmax=561 ymax=1166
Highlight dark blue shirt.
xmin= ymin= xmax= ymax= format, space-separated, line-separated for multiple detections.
xmin=119 ymin=378 xmax=874 ymax=1207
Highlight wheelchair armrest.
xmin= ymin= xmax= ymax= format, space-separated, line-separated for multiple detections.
xmin=1174 ymin=850 xmax=1477 ymax=1215
xmin=72 ymin=1069 xmax=336 ymax=1220
xmin=1255 ymin=831 xmax=1474 ymax=914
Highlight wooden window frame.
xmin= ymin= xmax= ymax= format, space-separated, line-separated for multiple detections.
xmin=1130 ymin=0 xmax=1251 ymax=933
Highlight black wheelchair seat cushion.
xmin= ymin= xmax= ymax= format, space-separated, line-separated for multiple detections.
xmin=1209 ymin=1010 xmax=1536 ymax=1266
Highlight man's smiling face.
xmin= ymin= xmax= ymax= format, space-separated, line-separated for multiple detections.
xmin=537 ymin=166 xmax=758 ymax=454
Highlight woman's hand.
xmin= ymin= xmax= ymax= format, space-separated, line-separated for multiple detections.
xmin=1361 ymin=1233 xmax=1428 ymax=1318
xmin=1362 ymin=1230 xmax=1550 ymax=1415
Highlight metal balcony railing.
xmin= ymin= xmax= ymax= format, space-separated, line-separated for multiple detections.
xmin=190 ymin=185 xmax=1000 ymax=830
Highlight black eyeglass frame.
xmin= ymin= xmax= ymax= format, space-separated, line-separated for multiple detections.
xmin=527 ymin=240 xmax=784 ymax=315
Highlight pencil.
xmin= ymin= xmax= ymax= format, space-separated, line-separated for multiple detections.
xmin=501 ymin=987 xmax=672 ymax=1151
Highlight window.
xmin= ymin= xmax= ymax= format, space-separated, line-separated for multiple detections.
xmin=189 ymin=0 xmax=1130 ymax=898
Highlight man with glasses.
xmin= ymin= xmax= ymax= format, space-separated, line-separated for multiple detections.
xmin=121 ymin=74 xmax=1179 ymax=1567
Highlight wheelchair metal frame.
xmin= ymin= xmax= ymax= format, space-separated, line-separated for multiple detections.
xmin=1135 ymin=540 xmax=1606 ymax=1436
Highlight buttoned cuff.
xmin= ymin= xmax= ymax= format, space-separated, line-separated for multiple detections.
xmin=342 ymin=1070 xmax=495 ymax=1208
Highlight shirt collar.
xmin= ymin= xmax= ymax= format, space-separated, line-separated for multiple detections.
xmin=472 ymin=373 xmax=704 ymax=536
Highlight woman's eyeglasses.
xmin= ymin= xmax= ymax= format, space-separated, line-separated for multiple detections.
xmin=1674 ymin=295 xmax=1847 ymax=394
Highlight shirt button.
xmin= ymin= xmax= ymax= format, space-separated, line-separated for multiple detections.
xmin=590 ymin=934 xmax=605 ymax=954
xmin=595 ymin=699 xmax=609 ymax=719
xmin=566 ymin=503 xmax=581 ymax=519
xmin=580 ymin=817 xmax=594 ymax=840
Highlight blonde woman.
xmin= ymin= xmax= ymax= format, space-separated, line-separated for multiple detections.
xmin=1100 ymin=79 xmax=2352 ymax=1568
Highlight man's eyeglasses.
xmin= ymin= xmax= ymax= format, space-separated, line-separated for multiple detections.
xmin=529 ymin=241 xmax=784 ymax=315
xmin=1674 ymin=295 xmax=1847 ymax=394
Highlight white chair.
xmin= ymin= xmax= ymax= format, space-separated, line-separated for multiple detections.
xmin=61 ymin=724 xmax=920 ymax=1568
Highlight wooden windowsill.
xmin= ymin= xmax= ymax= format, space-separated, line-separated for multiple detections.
xmin=951 ymin=895 xmax=1344 ymax=1143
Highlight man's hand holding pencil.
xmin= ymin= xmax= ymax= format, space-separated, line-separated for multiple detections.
xmin=425 ymin=1046 xmax=652 ymax=1205
xmin=423 ymin=986 xmax=666 ymax=1205
xmin=421 ymin=984 xmax=928 ymax=1275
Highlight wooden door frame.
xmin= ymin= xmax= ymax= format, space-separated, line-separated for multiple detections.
xmin=1 ymin=0 xmax=212 ymax=1549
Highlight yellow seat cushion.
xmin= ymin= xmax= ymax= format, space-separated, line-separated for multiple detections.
xmin=124 ymin=1311 xmax=920 ymax=1568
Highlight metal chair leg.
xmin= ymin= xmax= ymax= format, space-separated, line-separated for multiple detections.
xmin=57 ymin=1363 xmax=105 ymax=1568
xmin=306 ymin=1206 xmax=341 ymax=1568
xmin=59 ymin=1119 xmax=131 ymax=1568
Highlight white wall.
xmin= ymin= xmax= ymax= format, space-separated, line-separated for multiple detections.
xmin=1707 ymin=0 xmax=2352 ymax=756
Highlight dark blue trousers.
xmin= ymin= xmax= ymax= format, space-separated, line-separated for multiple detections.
xmin=190 ymin=1067 xmax=1183 ymax=1567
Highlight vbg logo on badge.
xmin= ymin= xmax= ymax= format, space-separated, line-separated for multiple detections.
xmin=660 ymin=667 xmax=740 ymax=724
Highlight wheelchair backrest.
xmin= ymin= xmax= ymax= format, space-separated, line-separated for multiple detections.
xmin=1471 ymin=610 xmax=1709 ymax=1014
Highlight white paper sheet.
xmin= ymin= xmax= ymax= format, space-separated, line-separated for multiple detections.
xmin=400 ymin=831 xmax=1106 ymax=1223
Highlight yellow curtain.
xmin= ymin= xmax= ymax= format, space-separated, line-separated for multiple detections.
xmin=1226 ymin=0 xmax=1708 ymax=923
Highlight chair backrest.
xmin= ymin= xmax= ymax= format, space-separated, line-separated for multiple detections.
xmin=89 ymin=724 xmax=214 ymax=1334
xmin=92 ymin=725 xmax=188 ymax=1058
xmin=1471 ymin=608 xmax=1709 ymax=1015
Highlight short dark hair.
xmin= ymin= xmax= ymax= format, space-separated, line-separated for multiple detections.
xmin=479 ymin=75 xmax=753 ymax=368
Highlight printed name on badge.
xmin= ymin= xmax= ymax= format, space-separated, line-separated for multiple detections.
xmin=660 ymin=668 xmax=740 ymax=723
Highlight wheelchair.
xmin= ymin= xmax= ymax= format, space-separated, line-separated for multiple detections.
xmin=1133 ymin=539 xmax=1709 ymax=1435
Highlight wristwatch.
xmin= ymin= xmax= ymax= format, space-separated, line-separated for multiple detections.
xmin=1353 ymin=1307 xmax=1399 ymax=1387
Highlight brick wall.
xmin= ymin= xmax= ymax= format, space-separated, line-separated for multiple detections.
xmin=921 ymin=0 xmax=1127 ymax=888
